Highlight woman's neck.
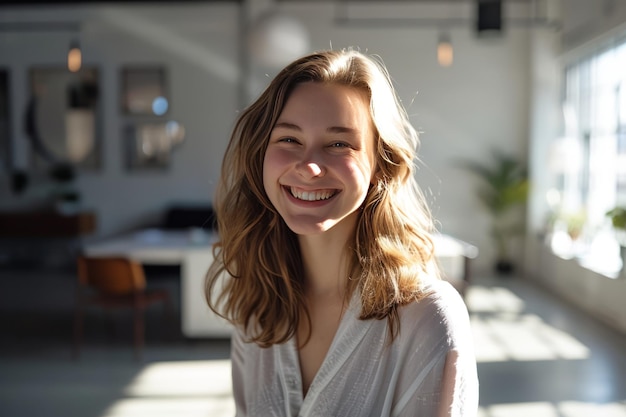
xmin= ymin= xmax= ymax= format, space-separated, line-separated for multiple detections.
xmin=298 ymin=229 xmax=353 ymax=299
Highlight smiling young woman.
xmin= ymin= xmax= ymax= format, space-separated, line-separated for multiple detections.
xmin=263 ymin=82 xmax=376 ymax=237
xmin=206 ymin=49 xmax=478 ymax=417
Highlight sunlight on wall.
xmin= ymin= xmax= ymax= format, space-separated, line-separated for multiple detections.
xmin=467 ymin=286 xmax=590 ymax=362
xmin=478 ymin=400 xmax=626 ymax=417
xmin=101 ymin=360 xmax=235 ymax=417
xmin=98 ymin=8 xmax=240 ymax=83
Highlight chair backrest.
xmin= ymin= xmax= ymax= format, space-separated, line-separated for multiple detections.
xmin=77 ymin=256 xmax=146 ymax=295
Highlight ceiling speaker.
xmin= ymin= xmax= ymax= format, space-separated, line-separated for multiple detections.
xmin=477 ymin=0 xmax=502 ymax=35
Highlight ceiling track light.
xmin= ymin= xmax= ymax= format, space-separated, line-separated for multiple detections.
xmin=437 ymin=32 xmax=453 ymax=67
xmin=67 ymin=38 xmax=82 ymax=73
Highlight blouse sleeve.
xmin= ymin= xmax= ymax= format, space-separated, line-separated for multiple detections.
xmin=437 ymin=349 xmax=479 ymax=417
xmin=394 ymin=280 xmax=479 ymax=417
xmin=231 ymin=328 xmax=247 ymax=417
xmin=434 ymin=282 xmax=479 ymax=417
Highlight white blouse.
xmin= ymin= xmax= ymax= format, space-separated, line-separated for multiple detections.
xmin=230 ymin=278 xmax=478 ymax=417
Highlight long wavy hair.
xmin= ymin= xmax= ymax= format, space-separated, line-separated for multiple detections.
xmin=205 ymin=49 xmax=438 ymax=347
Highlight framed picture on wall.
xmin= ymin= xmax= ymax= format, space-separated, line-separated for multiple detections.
xmin=124 ymin=121 xmax=185 ymax=171
xmin=28 ymin=67 xmax=101 ymax=171
xmin=121 ymin=66 xmax=168 ymax=116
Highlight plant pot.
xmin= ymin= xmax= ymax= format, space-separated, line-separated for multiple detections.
xmin=55 ymin=199 xmax=81 ymax=216
xmin=495 ymin=260 xmax=514 ymax=276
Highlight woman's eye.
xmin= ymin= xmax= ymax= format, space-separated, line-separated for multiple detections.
xmin=330 ymin=142 xmax=350 ymax=148
xmin=279 ymin=137 xmax=297 ymax=143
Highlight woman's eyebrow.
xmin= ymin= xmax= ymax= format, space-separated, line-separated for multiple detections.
xmin=273 ymin=122 xmax=301 ymax=131
xmin=326 ymin=126 xmax=357 ymax=135
xmin=273 ymin=122 xmax=357 ymax=135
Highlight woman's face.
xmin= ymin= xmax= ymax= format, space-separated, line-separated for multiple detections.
xmin=263 ymin=82 xmax=377 ymax=237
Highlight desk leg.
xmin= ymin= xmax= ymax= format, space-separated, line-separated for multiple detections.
xmin=181 ymin=252 xmax=232 ymax=338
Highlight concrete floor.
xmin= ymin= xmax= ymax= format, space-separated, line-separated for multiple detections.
xmin=0 ymin=265 xmax=625 ymax=417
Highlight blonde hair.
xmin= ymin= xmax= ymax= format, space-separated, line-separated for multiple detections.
xmin=206 ymin=49 xmax=437 ymax=347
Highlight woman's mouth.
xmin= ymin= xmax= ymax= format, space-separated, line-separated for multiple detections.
xmin=288 ymin=186 xmax=338 ymax=201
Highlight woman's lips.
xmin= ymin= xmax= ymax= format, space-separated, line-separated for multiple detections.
xmin=284 ymin=186 xmax=339 ymax=202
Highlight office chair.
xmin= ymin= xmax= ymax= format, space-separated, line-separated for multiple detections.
xmin=73 ymin=255 xmax=172 ymax=360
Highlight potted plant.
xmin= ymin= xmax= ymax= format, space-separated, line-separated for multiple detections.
xmin=606 ymin=206 xmax=626 ymax=275
xmin=462 ymin=150 xmax=530 ymax=274
xmin=561 ymin=210 xmax=587 ymax=242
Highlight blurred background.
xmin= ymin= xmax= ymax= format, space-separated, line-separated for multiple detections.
xmin=0 ymin=0 xmax=625 ymax=416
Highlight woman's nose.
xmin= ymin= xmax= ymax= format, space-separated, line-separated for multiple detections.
xmin=305 ymin=162 xmax=322 ymax=176
xmin=296 ymin=158 xmax=325 ymax=179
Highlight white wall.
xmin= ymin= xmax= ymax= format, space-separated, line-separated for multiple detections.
xmin=525 ymin=27 xmax=562 ymax=279
xmin=0 ymin=1 xmax=535 ymax=272
xmin=0 ymin=3 xmax=240 ymax=236
xmin=528 ymin=241 xmax=626 ymax=334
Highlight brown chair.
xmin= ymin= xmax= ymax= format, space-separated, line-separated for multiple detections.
xmin=73 ymin=256 xmax=172 ymax=360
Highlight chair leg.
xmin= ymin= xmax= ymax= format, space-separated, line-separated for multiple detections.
xmin=133 ymin=306 xmax=144 ymax=361
xmin=73 ymin=295 xmax=84 ymax=360
xmin=162 ymin=294 xmax=174 ymax=341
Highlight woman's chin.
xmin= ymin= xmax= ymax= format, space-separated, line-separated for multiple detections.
xmin=284 ymin=220 xmax=335 ymax=236
xmin=282 ymin=212 xmax=359 ymax=238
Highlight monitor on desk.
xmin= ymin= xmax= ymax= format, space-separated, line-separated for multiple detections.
xmin=162 ymin=205 xmax=217 ymax=231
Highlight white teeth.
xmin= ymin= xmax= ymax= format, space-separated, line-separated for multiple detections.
xmin=290 ymin=188 xmax=335 ymax=201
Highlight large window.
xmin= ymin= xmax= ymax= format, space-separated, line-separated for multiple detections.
xmin=548 ymin=37 xmax=626 ymax=274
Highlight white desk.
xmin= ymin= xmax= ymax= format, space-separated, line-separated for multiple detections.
xmin=84 ymin=229 xmax=477 ymax=338
xmin=432 ymin=234 xmax=479 ymax=296
xmin=83 ymin=228 xmax=232 ymax=338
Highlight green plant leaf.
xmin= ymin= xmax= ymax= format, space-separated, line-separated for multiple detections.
xmin=607 ymin=207 xmax=626 ymax=230
xmin=459 ymin=150 xmax=529 ymax=263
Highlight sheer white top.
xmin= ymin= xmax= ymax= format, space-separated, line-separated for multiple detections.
xmin=230 ymin=279 xmax=478 ymax=417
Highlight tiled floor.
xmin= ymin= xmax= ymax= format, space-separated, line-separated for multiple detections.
xmin=1 ymin=265 xmax=625 ymax=417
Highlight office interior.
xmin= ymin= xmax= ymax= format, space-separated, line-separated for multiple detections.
xmin=0 ymin=0 xmax=625 ymax=416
